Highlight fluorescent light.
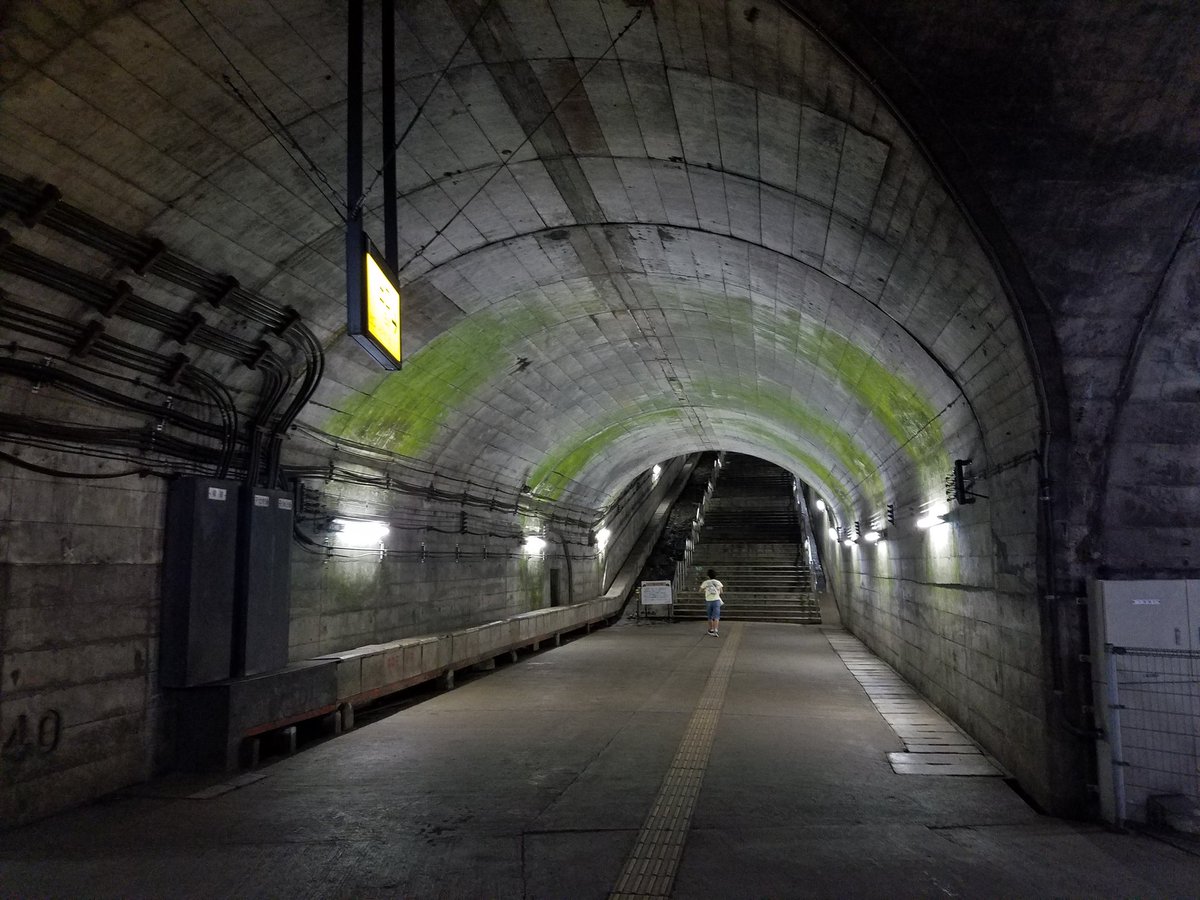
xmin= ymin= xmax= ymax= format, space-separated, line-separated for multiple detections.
xmin=827 ymin=527 xmax=838 ymax=541
xmin=332 ymin=518 xmax=389 ymax=543
xmin=815 ymin=499 xmax=826 ymax=512
xmin=843 ymin=538 xmax=856 ymax=547
xmin=864 ymin=530 xmax=881 ymax=543
xmin=651 ymin=464 xmax=662 ymax=484
xmin=595 ymin=527 xmax=611 ymax=552
xmin=916 ymin=502 xmax=950 ymax=530
xmin=523 ymin=535 xmax=546 ymax=554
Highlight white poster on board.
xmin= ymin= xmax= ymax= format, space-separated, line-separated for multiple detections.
xmin=640 ymin=581 xmax=672 ymax=605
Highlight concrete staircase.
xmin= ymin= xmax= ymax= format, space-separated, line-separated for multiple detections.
xmin=673 ymin=455 xmax=820 ymax=625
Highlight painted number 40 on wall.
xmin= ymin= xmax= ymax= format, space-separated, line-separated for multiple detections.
xmin=2 ymin=710 xmax=62 ymax=762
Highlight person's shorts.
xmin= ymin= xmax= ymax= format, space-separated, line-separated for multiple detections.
xmin=706 ymin=599 xmax=722 ymax=619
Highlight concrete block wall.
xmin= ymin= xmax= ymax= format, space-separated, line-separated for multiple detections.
xmin=0 ymin=458 xmax=164 ymax=825
xmin=820 ymin=460 xmax=1060 ymax=807
xmin=312 ymin=466 xmax=683 ymax=713
xmin=290 ymin=457 xmax=689 ymax=661
xmin=289 ymin=543 xmax=556 ymax=661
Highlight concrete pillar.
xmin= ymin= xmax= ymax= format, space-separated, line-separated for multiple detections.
xmin=243 ymin=736 xmax=261 ymax=769
xmin=281 ymin=726 xmax=297 ymax=755
xmin=339 ymin=702 xmax=355 ymax=732
xmin=440 ymin=669 xmax=455 ymax=691
xmin=509 ymin=650 xmax=519 ymax=664
xmin=553 ymin=634 xmax=562 ymax=647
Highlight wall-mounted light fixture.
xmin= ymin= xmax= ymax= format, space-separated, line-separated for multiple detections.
xmin=863 ymin=529 xmax=883 ymax=543
xmin=595 ymin=527 xmax=611 ymax=553
xmin=331 ymin=518 xmax=390 ymax=543
xmin=827 ymin=526 xmax=838 ymax=541
xmin=651 ymin=463 xmax=662 ymax=484
xmin=916 ymin=502 xmax=950 ymax=530
xmin=815 ymin=498 xmax=826 ymax=512
xmin=523 ymin=534 xmax=546 ymax=555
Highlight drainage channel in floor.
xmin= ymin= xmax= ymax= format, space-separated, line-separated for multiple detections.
xmin=825 ymin=631 xmax=1003 ymax=777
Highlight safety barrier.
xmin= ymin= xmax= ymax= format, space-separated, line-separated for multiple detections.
xmin=1099 ymin=645 xmax=1200 ymax=826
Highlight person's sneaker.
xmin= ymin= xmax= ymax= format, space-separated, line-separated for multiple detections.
xmin=707 ymin=629 xmax=715 ymax=635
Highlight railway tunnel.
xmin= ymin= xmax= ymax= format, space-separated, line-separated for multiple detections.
xmin=1 ymin=0 xmax=1199 ymax=843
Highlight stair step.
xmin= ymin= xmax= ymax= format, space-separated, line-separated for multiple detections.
xmin=655 ymin=452 xmax=819 ymax=624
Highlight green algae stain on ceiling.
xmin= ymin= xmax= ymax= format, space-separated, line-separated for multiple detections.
xmin=673 ymin=295 xmax=953 ymax=478
xmin=529 ymin=408 xmax=685 ymax=501
xmin=322 ymin=283 xmax=951 ymax=494
xmin=688 ymin=378 xmax=888 ymax=506
xmin=816 ymin=330 xmax=949 ymax=472
xmin=323 ymin=303 xmax=565 ymax=458
xmin=528 ymin=376 xmax=888 ymax=508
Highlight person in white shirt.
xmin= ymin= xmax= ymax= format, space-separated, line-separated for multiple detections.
xmin=700 ymin=569 xmax=724 ymax=636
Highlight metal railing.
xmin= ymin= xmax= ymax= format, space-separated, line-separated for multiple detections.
xmin=672 ymin=471 xmax=717 ymax=600
xmin=1103 ymin=645 xmax=1200 ymax=825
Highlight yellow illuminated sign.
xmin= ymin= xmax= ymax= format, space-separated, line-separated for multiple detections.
xmin=364 ymin=248 xmax=401 ymax=365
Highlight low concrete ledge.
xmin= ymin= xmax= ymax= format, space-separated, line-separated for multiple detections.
xmin=161 ymin=462 xmax=691 ymax=774
xmin=309 ymin=457 xmax=695 ymax=721
xmin=169 ymin=659 xmax=338 ymax=771
xmin=316 ymin=595 xmax=621 ymax=709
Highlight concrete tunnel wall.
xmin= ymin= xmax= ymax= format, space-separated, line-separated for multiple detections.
xmin=0 ymin=453 xmax=686 ymax=824
xmin=2 ymin=0 xmax=1199 ymax=826
xmin=286 ymin=455 xmax=689 ymax=661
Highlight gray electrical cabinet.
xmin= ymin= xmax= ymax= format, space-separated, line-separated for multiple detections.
xmin=234 ymin=487 xmax=294 ymax=676
xmin=161 ymin=477 xmax=240 ymax=687
xmin=1089 ymin=579 xmax=1192 ymax=650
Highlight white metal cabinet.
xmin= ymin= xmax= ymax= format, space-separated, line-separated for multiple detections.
xmin=1089 ymin=578 xmax=1200 ymax=825
xmin=1091 ymin=579 xmax=1189 ymax=650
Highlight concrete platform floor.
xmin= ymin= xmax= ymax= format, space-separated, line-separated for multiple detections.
xmin=3 ymin=621 xmax=1199 ymax=898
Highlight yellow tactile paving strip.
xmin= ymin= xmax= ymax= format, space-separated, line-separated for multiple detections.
xmin=609 ymin=624 xmax=742 ymax=900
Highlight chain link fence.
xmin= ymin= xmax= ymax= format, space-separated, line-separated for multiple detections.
xmin=1105 ymin=646 xmax=1200 ymax=824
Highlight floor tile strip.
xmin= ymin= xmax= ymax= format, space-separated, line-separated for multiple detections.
xmin=825 ymin=632 xmax=1002 ymax=777
xmin=610 ymin=624 xmax=742 ymax=899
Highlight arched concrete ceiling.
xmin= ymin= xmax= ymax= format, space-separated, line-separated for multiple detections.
xmin=1 ymin=0 xmax=1043 ymax=524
